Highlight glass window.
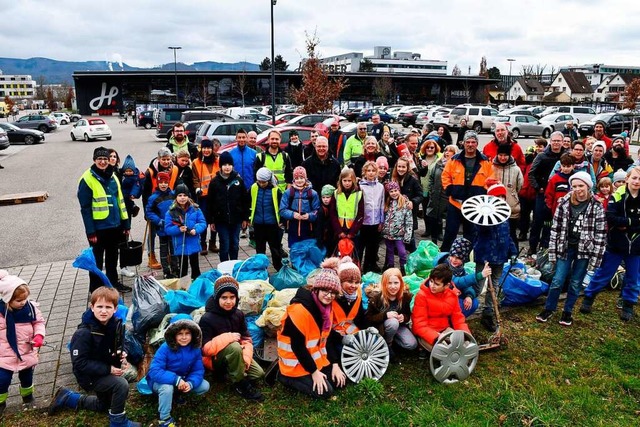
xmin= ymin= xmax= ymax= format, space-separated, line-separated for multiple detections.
xmin=469 ymin=108 xmax=479 ymax=115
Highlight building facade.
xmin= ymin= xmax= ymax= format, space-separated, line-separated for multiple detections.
xmin=0 ymin=71 xmax=36 ymax=98
xmin=560 ymin=64 xmax=640 ymax=87
xmin=321 ymin=46 xmax=447 ymax=75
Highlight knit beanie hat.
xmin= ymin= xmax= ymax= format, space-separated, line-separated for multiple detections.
xmin=321 ymin=184 xmax=336 ymax=197
xmin=293 ymin=166 xmax=307 ymax=179
xmin=256 ymin=167 xmax=273 ymax=182
xmin=174 ymin=183 xmax=191 ymax=197
xmin=157 ymin=171 xmax=170 ymax=183
xmin=613 ymin=169 xmax=627 ymax=183
xmin=487 ymin=183 xmax=507 ymax=197
xmin=213 ymin=275 xmax=239 ymax=300
xmin=311 ymin=268 xmax=341 ymax=294
xmin=569 ymin=171 xmax=593 ymax=189
xmin=497 ymin=144 xmax=512 ymax=156
xmin=449 ymin=237 xmax=472 ymax=262
xmin=592 ymin=141 xmax=606 ymax=152
xmin=376 ymin=156 xmax=389 ymax=169
xmin=93 ymin=146 xmax=110 ymax=160
xmin=219 ymin=151 xmax=234 ymax=167
xmin=158 ymin=147 xmax=172 ymax=158
xmin=337 ymin=256 xmax=361 ymax=283
xmin=0 ymin=269 xmax=27 ymax=304
xmin=385 ymin=181 xmax=400 ymax=192
xmin=201 ymin=138 xmax=213 ymax=149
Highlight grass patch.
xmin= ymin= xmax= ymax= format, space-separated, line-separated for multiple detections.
xmin=4 ymin=291 xmax=639 ymax=427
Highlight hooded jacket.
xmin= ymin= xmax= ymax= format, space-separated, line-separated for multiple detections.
xmin=359 ymin=178 xmax=385 ymax=225
xmin=166 ymin=137 xmax=198 ymax=159
xmin=146 ymin=188 xmax=175 ymax=237
xmin=147 ymin=319 xmax=205 ymax=390
xmin=230 ymin=144 xmax=258 ymax=187
xmin=164 ymin=200 xmax=207 ymax=256
xmin=0 ymin=300 xmax=45 ymax=372
xmin=206 ymin=170 xmax=250 ymax=225
xmin=119 ymin=155 xmax=144 ymax=199
xmin=412 ymin=281 xmax=470 ymax=346
xmin=605 ymin=185 xmax=640 ymax=255
xmin=492 ymin=156 xmax=523 ymax=219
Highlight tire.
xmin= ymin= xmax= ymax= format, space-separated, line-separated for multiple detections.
xmin=511 ymin=128 xmax=520 ymax=138
xmin=106 ymin=136 xmax=112 ymax=140
xmin=84 ymin=133 xmax=92 ymax=142
xmin=38 ymin=125 xmax=48 ymax=133
xmin=71 ymin=116 xmax=79 ymax=122
xmin=144 ymin=123 xmax=152 ymax=129
xmin=473 ymin=122 xmax=482 ymax=133
xmin=70 ymin=132 xmax=76 ymax=141
xmin=61 ymin=120 xmax=68 ymax=125
xmin=24 ymin=135 xmax=35 ymax=145
xmin=542 ymin=128 xmax=551 ymax=138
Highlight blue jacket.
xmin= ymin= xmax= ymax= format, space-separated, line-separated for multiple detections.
xmin=120 ymin=155 xmax=144 ymax=198
xmin=146 ymin=189 xmax=175 ymax=237
xmin=252 ymin=184 xmax=282 ymax=225
xmin=230 ymin=145 xmax=257 ymax=187
xmin=164 ymin=202 xmax=207 ymax=256
xmin=474 ymin=222 xmax=517 ymax=265
xmin=606 ymin=186 xmax=640 ymax=255
xmin=279 ymin=184 xmax=320 ymax=222
xmin=436 ymin=253 xmax=478 ymax=299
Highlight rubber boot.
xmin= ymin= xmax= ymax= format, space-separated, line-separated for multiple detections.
xmin=20 ymin=385 xmax=35 ymax=409
xmin=209 ymin=240 xmax=219 ymax=253
xmin=109 ymin=411 xmax=141 ymax=427
xmin=148 ymin=252 xmax=162 ymax=270
xmin=579 ymin=296 xmax=594 ymax=314
xmin=47 ymin=387 xmax=81 ymax=415
xmin=0 ymin=392 xmax=7 ymax=417
xmin=620 ymin=301 xmax=635 ymax=322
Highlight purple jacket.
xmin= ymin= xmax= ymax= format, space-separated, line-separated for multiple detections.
xmin=360 ymin=179 xmax=385 ymax=225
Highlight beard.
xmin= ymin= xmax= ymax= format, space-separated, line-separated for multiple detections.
xmin=614 ymin=146 xmax=626 ymax=155
xmin=174 ymin=134 xmax=185 ymax=142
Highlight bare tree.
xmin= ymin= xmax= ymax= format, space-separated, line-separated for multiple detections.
xmin=623 ymin=78 xmax=640 ymax=111
xmin=234 ymin=68 xmax=250 ymax=107
xmin=479 ymin=57 xmax=487 ymax=77
xmin=452 ymin=64 xmax=462 ymax=76
xmin=372 ymin=76 xmax=394 ymax=104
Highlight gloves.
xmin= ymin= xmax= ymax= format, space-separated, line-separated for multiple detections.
xmin=32 ymin=335 xmax=44 ymax=348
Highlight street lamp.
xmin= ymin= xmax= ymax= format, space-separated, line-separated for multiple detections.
xmin=169 ymin=46 xmax=182 ymax=103
xmin=270 ymin=0 xmax=277 ymax=124
xmin=506 ymin=58 xmax=515 ymax=102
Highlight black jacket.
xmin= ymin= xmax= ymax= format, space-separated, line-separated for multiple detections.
xmin=199 ymin=292 xmax=249 ymax=346
xmin=365 ymin=290 xmax=413 ymax=332
xmin=206 ymin=171 xmax=249 ymax=224
xmin=528 ymin=146 xmax=563 ymax=192
xmin=399 ymin=173 xmax=424 ymax=229
xmin=285 ymin=142 xmax=305 ymax=169
xmin=604 ymin=151 xmax=633 ymax=175
xmin=302 ymin=153 xmax=341 ymax=193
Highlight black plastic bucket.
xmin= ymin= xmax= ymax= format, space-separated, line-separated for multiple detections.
xmin=119 ymin=240 xmax=143 ymax=267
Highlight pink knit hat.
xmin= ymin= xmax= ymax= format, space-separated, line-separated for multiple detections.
xmin=0 ymin=269 xmax=28 ymax=303
xmin=293 ymin=166 xmax=307 ymax=180
xmin=311 ymin=268 xmax=341 ymax=293
xmin=376 ymin=156 xmax=389 ymax=169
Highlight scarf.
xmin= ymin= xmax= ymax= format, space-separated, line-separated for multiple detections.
xmin=202 ymin=153 xmax=215 ymax=165
xmin=311 ymin=291 xmax=332 ymax=331
xmin=447 ymin=259 xmax=467 ymax=277
xmin=0 ymin=300 xmax=37 ymax=361
xmin=91 ymin=164 xmax=114 ymax=181
xmin=343 ymin=291 xmax=358 ymax=303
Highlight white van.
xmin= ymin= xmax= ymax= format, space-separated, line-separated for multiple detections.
xmin=555 ymin=106 xmax=596 ymax=123
xmin=223 ymin=107 xmax=262 ymax=119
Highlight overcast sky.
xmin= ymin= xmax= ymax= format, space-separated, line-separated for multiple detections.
xmin=3 ymin=0 xmax=639 ymax=75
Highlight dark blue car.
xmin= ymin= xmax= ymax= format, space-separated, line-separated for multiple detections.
xmin=356 ymin=108 xmax=392 ymax=122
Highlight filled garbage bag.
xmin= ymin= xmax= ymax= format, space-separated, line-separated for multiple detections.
xmin=238 ymin=280 xmax=274 ymax=315
xmin=362 ymin=272 xmax=382 ymax=287
xmin=266 ymin=288 xmax=297 ymax=308
xmin=164 ymin=290 xmax=203 ymax=315
xmin=246 ymin=315 xmax=265 ymax=349
xmin=255 ymin=306 xmax=286 ymax=337
xmin=290 ymin=239 xmax=326 ymax=277
xmin=148 ymin=313 xmax=177 ymax=347
xmin=124 ymin=330 xmax=144 ymax=365
xmin=536 ymin=248 xmax=556 ymax=284
xmin=132 ymin=275 xmax=169 ymax=340
xmin=500 ymin=261 xmax=549 ymax=306
xmin=233 ymin=255 xmax=270 ymax=282
xmin=405 ymin=240 xmax=440 ymax=277
xmin=188 ymin=269 xmax=222 ymax=306
xmin=270 ymin=258 xmax=306 ymax=290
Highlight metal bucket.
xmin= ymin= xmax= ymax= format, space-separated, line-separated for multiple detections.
xmin=119 ymin=240 xmax=143 ymax=267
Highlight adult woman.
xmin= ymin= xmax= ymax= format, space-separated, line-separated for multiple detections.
xmin=418 ymin=139 xmax=441 ymax=236
xmin=378 ymin=131 xmax=399 ymax=170
xmin=392 ymin=157 xmax=423 ymax=252
xmin=192 ymin=138 xmax=220 ymax=254
xmin=551 ymin=140 xmax=596 ymax=186
xmin=425 ymin=145 xmax=457 ymax=244
xmin=352 ymin=136 xmax=383 ymax=178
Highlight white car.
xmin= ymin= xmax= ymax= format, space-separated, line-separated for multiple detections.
xmin=49 ymin=112 xmax=71 ymax=125
xmin=70 ymin=118 xmax=112 ymax=142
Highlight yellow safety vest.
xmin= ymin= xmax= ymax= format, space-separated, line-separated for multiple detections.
xmin=249 ymin=184 xmax=280 ymax=224
xmin=336 ymin=190 xmax=362 ymax=229
xmin=80 ymin=169 xmax=128 ymax=221
xmin=263 ymin=152 xmax=286 ymax=192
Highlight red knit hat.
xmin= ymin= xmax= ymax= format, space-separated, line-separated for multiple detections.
xmin=487 ymin=183 xmax=507 ymax=198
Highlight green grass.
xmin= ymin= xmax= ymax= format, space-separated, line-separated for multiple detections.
xmin=3 ymin=291 xmax=639 ymax=427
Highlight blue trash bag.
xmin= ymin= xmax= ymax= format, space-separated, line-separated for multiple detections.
xmin=73 ymin=247 xmax=112 ymax=287
xmin=189 ymin=269 xmax=222 ymax=306
xmin=362 ymin=272 xmax=381 ymax=287
xmin=124 ymin=330 xmax=144 ymax=365
xmin=136 ymin=376 xmax=153 ymax=395
xmin=270 ymin=259 xmax=306 ymax=290
xmin=115 ymin=303 xmax=128 ymax=323
xmin=499 ymin=262 xmax=549 ymax=306
xmin=246 ymin=315 xmax=265 ymax=349
xmin=290 ymin=239 xmax=326 ymax=278
xmin=164 ymin=290 xmax=204 ymax=314
xmin=233 ymin=255 xmax=270 ymax=282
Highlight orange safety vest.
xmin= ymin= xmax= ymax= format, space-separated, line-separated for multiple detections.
xmin=277 ymin=303 xmax=330 ymax=377
xmin=149 ymin=166 xmax=179 ymax=192
xmin=331 ymin=289 xmax=362 ymax=336
xmin=192 ymin=158 xmax=219 ymax=197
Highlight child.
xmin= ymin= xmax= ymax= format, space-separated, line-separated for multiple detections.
xmin=612 ymin=169 xmax=626 ymax=190
xmin=545 ymin=153 xmax=575 ymax=216
xmin=119 ymin=154 xmax=144 ymax=218
xmin=581 ymin=166 xmax=640 ymax=321
xmin=329 ymin=167 xmax=364 ymax=252
xmin=147 ymin=315 xmax=209 ymax=426
xmin=316 ymin=184 xmax=336 ymax=253
xmin=365 ymin=268 xmax=417 ymax=361
xmin=146 ymin=172 xmax=177 ymax=278
xmin=165 ymin=183 xmax=207 ymax=280
xmin=206 ymin=152 xmax=249 ymax=262
xmin=0 ymin=271 xmax=45 ymax=414
xmin=358 ymin=161 xmax=385 ymax=273
xmin=475 ymin=183 xmax=518 ymax=332
xmin=594 ymin=176 xmax=613 ymax=210
xmin=280 ymin=166 xmax=320 ymax=248
xmin=250 ymin=167 xmax=284 ymax=271
xmin=436 ymin=237 xmax=484 ymax=317
xmin=174 ymin=149 xmax=196 ymax=203
xmin=376 ymin=156 xmax=390 ymax=185
xmin=491 ymin=144 xmax=523 ymax=248
xmin=536 ymin=172 xmax=606 ymax=326
xmin=49 ymin=287 xmax=140 ymax=426
xmin=324 ymin=257 xmax=367 ymax=340
xmin=412 ymin=265 xmax=471 ymax=354
xmin=382 ymin=181 xmax=413 ymax=274
xmin=200 ymin=276 xmax=264 ymax=401
xmin=392 ymin=156 xmax=423 ymax=252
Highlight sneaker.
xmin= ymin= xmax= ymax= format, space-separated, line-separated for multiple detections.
xmin=536 ymin=309 xmax=554 ymax=323
xmin=616 ymin=296 xmax=623 ymax=310
xmin=418 ymin=348 xmax=428 ymax=360
xmin=114 ymin=283 xmax=132 ymax=293
xmin=481 ymin=314 xmax=498 ymax=332
xmin=558 ymin=312 xmax=573 ymax=326
xmin=235 ymin=379 xmax=264 ymax=402
xmin=159 ymin=417 xmax=176 ymax=427
xmin=579 ymin=297 xmax=594 ymax=314
xmin=119 ymin=267 xmax=135 ymax=277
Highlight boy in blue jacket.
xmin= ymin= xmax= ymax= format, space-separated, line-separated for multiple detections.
xmin=146 ymin=314 xmax=209 ymax=427
xmin=146 ymin=172 xmax=177 ymax=278
xmin=120 ymin=154 xmax=144 ymax=218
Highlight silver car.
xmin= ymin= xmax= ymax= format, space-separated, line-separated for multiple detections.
xmin=538 ymin=113 xmax=578 ymax=132
xmin=491 ymin=114 xmax=552 ymax=138
xmin=195 ymin=121 xmax=273 ymax=146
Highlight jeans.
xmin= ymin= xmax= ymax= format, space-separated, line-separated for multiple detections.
xmin=79 ymin=374 xmax=129 ymax=414
xmin=585 ymin=251 xmax=640 ymax=303
xmin=441 ymin=205 xmax=477 ymax=252
xmin=0 ymin=366 xmax=33 ymax=394
xmin=153 ymin=380 xmax=210 ymax=420
xmin=90 ymin=227 xmax=122 ymax=292
xmin=528 ymin=193 xmax=551 ymax=252
xmin=216 ymin=222 xmax=242 ymax=262
xmin=383 ymin=319 xmax=417 ymax=350
xmin=213 ymin=342 xmax=264 ymax=384
xmin=459 ymin=297 xmax=479 ymax=317
xmin=384 ymin=239 xmax=407 ymax=268
xmin=253 ymin=223 xmax=283 ymax=271
xmin=544 ymin=247 xmax=589 ymax=313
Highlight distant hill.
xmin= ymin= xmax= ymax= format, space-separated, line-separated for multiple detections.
xmin=0 ymin=57 xmax=260 ymax=84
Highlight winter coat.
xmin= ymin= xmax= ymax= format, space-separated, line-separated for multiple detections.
xmin=549 ymin=194 xmax=606 ymax=271
xmin=142 ymin=159 xmax=179 ymax=209
xmin=482 ymin=138 xmax=525 ymax=170
xmin=382 ymin=198 xmax=413 ymax=242
xmin=412 ymin=282 xmax=470 ymax=346
xmin=545 ymin=172 xmax=572 ymax=215
xmin=549 ymin=158 xmax=596 ymax=190
xmin=360 ymin=179 xmax=385 ymax=225
xmin=0 ymin=301 xmax=45 ymax=372
xmin=365 ymin=290 xmax=413 ymax=334
xmin=397 ymin=173 xmax=423 ymax=229
xmin=301 ymin=153 xmax=341 ymax=195
xmin=426 ymin=158 xmax=448 ymax=219
xmin=492 ymin=156 xmax=523 ymax=219
xmin=327 ymin=130 xmax=346 ymax=164
xmin=604 ymin=151 xmax=634 ymax=175
xmin=230 ymin=145 xmax=257 ymax=187
xmin=519 ymin=152 xmax=537 ymax=201
xmin=435 ymin=253 xmax=478 ymax=300
xmin=352 ymin=152 xmax=385 ymax=178
xmin=119 ymin=155 xmax=144 ymax=199
xmin=166 ymin=137 xmax=198 ymax=159
xmin=285 ymin=141 xmax=305 ymax=170
xmin=175 ymin=163 xmax=196 ymax=199
xmin=146 ymin=188 xmax=175 ymax=237
xmin=280 ymin=183 xmax=320 ymax=243
xmin=605 ymin=186 xmax=640 ymax=255
xmin=343 ymin=134 xmax=365 ymax=166
xmin=589 ymin=155 xmax=613 ymax=182
xmin=528 ymin=146 xmax=563 ymax=193
xmin=474 ymin=221 xmax=517 ymax=265
xmin=164 ymin=201 xmax=207 ymax=256
xmin=70 ymin=309 xmax=123 ymax=391
xmin=442 ymin=150 xmax=493 ymax=209
xmin=206 ymin=171 xmax=250 ymax=225
xmin=419 ymin=154 xmax=440 ymax=197
xmin=147 ymin=319 xmax=204 ymax=390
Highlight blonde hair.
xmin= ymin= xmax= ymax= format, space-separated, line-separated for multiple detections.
xmin=379 ymin=268 xmax=406 ymax=310
xmin=10 ymin=284 xmax=30 ymax=303
xmin=391 ymin=157 xmax=414 ymax=183
xmin=336 ymin=168 xmax=359 ymax=194
xmin=385 ymin=188 xmax=408 ymax=211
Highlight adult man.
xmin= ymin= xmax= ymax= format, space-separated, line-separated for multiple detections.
xmin=441 ymin=131 xmax=493 ymax=251
xmin=78 ymin=147 xmax=131 ymax=293
xmin=247 ymin=130 xmax=263 ymax=154
xmin=230 ymin=128 xmax=257 ymax=188
xmin=328 ymin=119 xmax=346 ymax=164
xmin=165 ymin=122 xmax=197 ymax=159
xmin=456 ymin=119 xmax=470 ymax=148
xmin=483 ymin=123 xmax=525 ymax=170
xmin=343 ymin=122 xmax=367 ymax=167
xmin=605 ymin=136 xmax=633 ymax=173
xmin=303 ymin=130 xmax=318 ymax=159
xmin=562 ymin=120 xmax=578 ymax=141
xmin=370 ymin=114 xmax=389 ymax=142
xmin=405 ymin=132 xmax=427 ymax=177
xmin=302 ymin=136 xmax=341 ymax=193
xmin=589 ymin=121 xmax=612 ymax=150
xmin=528 ymin=131 xmax=564 ymax=254
xmin=254 ymin=130 xmax=293 ymax=192
xmin=285 ymin=130 xmax=305 ymax=169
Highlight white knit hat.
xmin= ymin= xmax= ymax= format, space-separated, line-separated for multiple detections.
xmin=613 ymin=169 xmax=627 ymax=183
xmin=569 ymin=171 xmax=593 ymax=189
xmin=0 ymin=270 xmax=27 ymax=303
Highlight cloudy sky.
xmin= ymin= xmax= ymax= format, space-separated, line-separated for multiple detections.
xmin=2 ymin=0 xmax=639 ymax=75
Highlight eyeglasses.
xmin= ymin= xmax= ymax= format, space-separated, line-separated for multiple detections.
xmin=319 ymin=289 xmax=339 ymax=298
xmin=426 ymin=146 xmax=435 ymax=150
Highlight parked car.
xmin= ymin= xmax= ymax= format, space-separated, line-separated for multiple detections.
xmin=180 ymin=110 xmax=233 ymax=123
xmin=356 ymin=108 xmax=392 ymax=123
xmin=449 ymin=105 xmax=499 ymax=132
xmin=70 ymin=118 xmax=112 ymax=141
xmin=538 ymin=106 xmax=558 ymax=117
xmin=219 ymin=126 xmax=315 ymax=153
xmin=0 ymin=128 xmax=9 ymax=151
xmin=182 ymin=120 xmax=208 ymax=143
xmin=137 ymin=110 xmax=156 ymax=129
xmin=415 ymin=108 xmax=451 ymax=127
xmin=222 ymin=107 xmax=262 ymax=119
xmin=491 ymin=114 xmax=552 ymax=138
xmin=344 ymin=108 xmax=363 ymax=122
xmin=555 ymin=106 xmax=596 ymax=123
xmin=392 ymin=106 xmax=426 ymax=123
xmin=49 ymin=112 xmax=71 ymax=125
xmin=500 ymin=108 xmax=534 ymax=117
xmin=278 ymin=114 xmax=334 ymax=128
xmin=196 ymin=121 xmax=273 ymax=146
xmin=266 ymin=113 xmax=301 ymax=125
xmin=69 ymin=113 xmax=82 ymax=122
xmin=238 ymin=113 xmax=272 ymax=122
xmin=0 ymin=123 xmax=45 ymax=145
xmin=14 ymin=114 xmax=58 ymax=133
xmin=155 ymin=107 xmax=188 ymax=140
xmin=341 ymin=122 xmax=399 ymax=141
xmin=578 ymin=113 xmax=638 ymax=137
xmin=537 ymin=113 xmax=579 ymax=132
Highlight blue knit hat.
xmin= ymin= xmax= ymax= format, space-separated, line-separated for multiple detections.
xmin=449 ymin=237 xmax=472 ymax=262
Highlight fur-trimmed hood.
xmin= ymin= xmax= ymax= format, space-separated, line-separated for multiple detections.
xmin=164 ymin=318 xmax=202 ymax=350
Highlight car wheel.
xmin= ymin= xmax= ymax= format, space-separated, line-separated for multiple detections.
xmin=71 ymin=117 xmax=79 ymax=122
xmin=38 ymin=125 xmax=48 ymax=133
xmin=473 ymin=122 xmax=482 ymax=133
xmin=84 ymin=133 xmax=92 ymax=142
xmin=71 ymin=132 xmax=76 ymax=141
xmin=106 ymin=136 xmax=112 ymax=140
xmin=511 ymin=128 xmax=520 ymax=138
xmin=61 ymin=120 xmax=68 ymax=125
xmin=24 ymin=135 xmax=35 ymax=145
xmin=144 ymin=123 xmax=152 ymax=129
xmin=542 ymin=128 xmax=550 ymax=138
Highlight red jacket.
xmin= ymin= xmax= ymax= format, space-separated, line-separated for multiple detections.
xmin=483 ymin=139 xmax=525 ymax=171
xmin=412 ymin=281 xmax=470 ymax=346
xmin=545 ymin=172 xmax=571 ymax=215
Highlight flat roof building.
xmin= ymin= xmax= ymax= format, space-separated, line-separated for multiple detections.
xmin=321 ymin=46 xmax=447 ymax=75
xmin=0 ymin=71 xmax=36 ymax=98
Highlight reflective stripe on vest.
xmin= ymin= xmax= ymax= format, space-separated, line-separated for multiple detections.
xmin=331 ymin=289 xmax=362 ymax=336
xmin=80 ymin=169 xmax=128 ymax=221
xmin=250 ymin=184 xmax=280 ymax=224
xmin=264 ymin=153 xmax=286 ymax=192
xmin=192 ymin=158 xmax=218 ymax=196
xmin=336 ymin=191 xmax=362 ymax=229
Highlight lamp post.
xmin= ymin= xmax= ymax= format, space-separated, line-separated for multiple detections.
xmin=169 ymin=46 xmax=182 ymax=103
xmin=270 ymin=0 xmax=277 ymax=124
xmin=506 ymin=58 xmax=515 ymax=102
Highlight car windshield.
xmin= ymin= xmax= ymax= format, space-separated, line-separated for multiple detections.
xmin=88 ymin=119 xmax=106 ymax=125
xmin=0 ymin=123 xmax=20 ymax=130
xmin=591 ymin=113 xmax=614 ymax=122
xmin=495 ymin=116 xmax=510 ymax=122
